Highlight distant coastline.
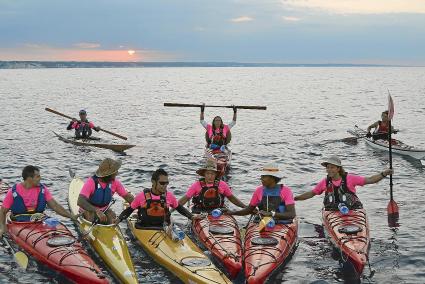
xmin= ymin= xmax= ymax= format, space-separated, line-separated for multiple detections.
xmin=0 ymin=61 xmax=415 ymax=69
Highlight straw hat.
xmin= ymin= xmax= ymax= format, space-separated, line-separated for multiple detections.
xmin=95 ymin=158 xmax=122 ymax=177
xmin=259 ymin=163 xmax=283 ymax=179
xmin=196 ymin=158 xmax=219 ymax=176
xmin=321 ymin=156 xmax=342 ymax=167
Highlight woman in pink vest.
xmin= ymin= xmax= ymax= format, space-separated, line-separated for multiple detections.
xmin=200 ymin=104 xmax=237 ymax=151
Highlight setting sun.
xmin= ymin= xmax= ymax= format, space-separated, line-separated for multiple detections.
xmin=127 ymin=50 xmax=135 ymax=55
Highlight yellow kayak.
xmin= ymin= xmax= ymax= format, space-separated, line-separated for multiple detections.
xmin=68 ymin=177 xmax=138 ymax=284
xmin=127 ymin=215 xmax=232 ymax=284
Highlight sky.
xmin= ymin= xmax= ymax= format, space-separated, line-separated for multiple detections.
xmin=0 ymin=0 xmax=424 ymax=65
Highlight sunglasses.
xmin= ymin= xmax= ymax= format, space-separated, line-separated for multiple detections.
xmin=158 ymin=181 xmax=169 ymax=185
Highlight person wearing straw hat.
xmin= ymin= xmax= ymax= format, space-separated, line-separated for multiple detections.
xmin=66 ymin=109 xmax=100 ymax=139
xmin=227 ymin=163 xmax=296 ymax=222
xmin=178 ymin=158 xmax=246 ymax=212
xmin=78 ymin=158 xmax=134 ymax=224
xmin=294 ymin=156 xmax=393 ymax=209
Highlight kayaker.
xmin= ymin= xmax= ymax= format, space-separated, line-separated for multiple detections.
xmin=226 ymin=163 xmax=296 ymax=221
xmin=294 ymin=156 xmax=393 ymax=209
xmin=178 ymin=158 xmax=246 ymax=213
xmin=366 ymin=110 xmax=397 ymax=141
xmin=117 ymin=168 xmax=200 ymax=227
xmin=67 ymin=109 xmax=100 ymax=139
xmin=77 ymin=158 xmax=134 ymax=224
xmin=200 ymin=103 xmax=237 ymax=151
xmin=0 ymin=165 xmax=78 ymax=238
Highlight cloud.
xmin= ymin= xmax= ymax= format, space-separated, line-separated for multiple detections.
xmin=281 ymin=0 xmax=425 ymax=14
xmin=73 ymin=42 xmax=101 ymax=49
xmin=230 ymin=16 xmax=254 ymax=23
xmin=194 ymin=26 xmax=206 ymax=32
xmin=282 ymin=16 xmax=301 ymax=21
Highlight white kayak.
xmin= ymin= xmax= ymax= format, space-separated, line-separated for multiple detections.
xmin=348 ymin=126 xmax=425 ymax=161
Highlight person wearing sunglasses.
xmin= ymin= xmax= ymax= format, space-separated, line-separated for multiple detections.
xmin=200 ymin=103 xmax=237 ymax=152
xmin=178 ymin=158 xmax=246 ymax=213
xmin=66 ymin=109 xmax=100 ymax=139
xmin=117 ymin=168 xmax=199 ymax=227
xmin=78 ymin=158 xmax=134 ymax=224
xmin=227 ymin=163 xmax=296 ymax=222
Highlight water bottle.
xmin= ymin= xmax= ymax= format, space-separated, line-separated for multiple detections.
xmin=171 ymin=224 xmax=185 ymax=241
xmin=267 ymin=218 xmax=276 ymax=228
xmin=220 ymin=145 xmax=226 ymax=152
xmin=338 ymin=203 xmax=349 ymax=215
xmin=43 ymin=217 xmax=59 ymax=228
xmin=211 ymin=209 xmax=222 ymax=218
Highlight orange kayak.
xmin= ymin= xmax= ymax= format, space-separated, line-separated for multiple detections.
xmin=322 ymin=208 xmax=370 ymax=276
xmin=192 ymin=214 xmax=242 ymax=278
xmin=244 ymin=219 xmax=298 ymax=284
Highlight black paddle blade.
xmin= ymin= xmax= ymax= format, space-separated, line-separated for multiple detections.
xmin=68 ymin=168 xmax=75 ymax=178
xmin=388 ymin=213 xmax=400 ymax=227
xmin=341 ymin=137 xmax=359 ymax=145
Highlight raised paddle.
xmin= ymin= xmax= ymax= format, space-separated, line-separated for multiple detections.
xmin=387 ymin=92 xmax=399 ymax=227
xmin=164 ymin=102 xmax=267 ymax=110
xmin=45 ymin=107 xmax=128 ymax=140
xmin=1 ymin=236 xmax=29 ymax=269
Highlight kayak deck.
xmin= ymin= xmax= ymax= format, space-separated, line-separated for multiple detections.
xmin=127 ymin=215 xmax=232 ymax=284
xmin=322 ymin=208 xmax=370 ymax=276
xmin=54 ymin=131 xmax=135 ymax=152
xmin=244 ymin=218 xmax=298 ymax=284
xmin=192 ymin=214 xmax=242 ymax=278
xmin=68 ymin=177 xmax=138 ymax=284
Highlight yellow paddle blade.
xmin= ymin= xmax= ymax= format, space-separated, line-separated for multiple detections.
xmin=14 ymin=251 xmax=28 ymax=270
xmin=258 ymin=216 xmax=272 ymax=232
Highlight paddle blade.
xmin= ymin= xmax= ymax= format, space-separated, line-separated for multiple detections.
xmin=14 ymin=251 xmax=28 ymax=270
xmin=387 ymin=200 xmax=399 ymax=227
xmin=68 ymin=168 xmax=75 ymax=178
xmin=387 ymin=93 xmax=395 ymax=120
xmin=258 ymin=216 xmax=272 ymax=232
xmin=341 ymin=137 xmax=359 ymax=145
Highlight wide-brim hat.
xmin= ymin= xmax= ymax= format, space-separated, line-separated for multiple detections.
xmin=321 ymin=156 xmax=342 ymax=167
xmin=259 ymin=163 xmax=284 ymax=179
xmin=196 ymin=158 xmax=219 ymax=176
xmin=95 ymin=158 xmax=122 ymax=177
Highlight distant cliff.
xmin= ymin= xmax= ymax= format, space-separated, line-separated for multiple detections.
xmin=0 ymin=61 xmax=392 ymax=69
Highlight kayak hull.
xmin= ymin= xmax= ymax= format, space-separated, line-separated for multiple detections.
xmin=54 ymin=132 xmax=135 ymax=152
xmin=244 ymin=218 xmax=298 ymax=284
xmin=205 ymin=148 xmax=232 ymax=177
xmin=348 ymin=126 xmax=425 ymax=160
xmin=68 ymin=178 xmax=138 ymax=284
xmin=192 ymin=214 xmax=242 ymax=278
xmin=7 ymin=218 xmax=107 ymax=284
xmin=127 ymin=215 xmax=232 ymax=284
xmin=322 ymin=208 xmax=370 ymax=276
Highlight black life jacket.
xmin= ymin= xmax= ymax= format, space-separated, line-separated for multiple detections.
xmin=192 ymin=178 xmax=224 ymax=212
xmin=75 ymin=120 xmax=92 ymax=138
xmin=137 ymin=189 xmax=170 ymax=227
xmin=323 ymin=174 xmax=363 ymax=210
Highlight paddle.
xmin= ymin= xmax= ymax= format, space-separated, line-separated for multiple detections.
xmin=78 ymin=199 xmax=117 ymax=241
xmin=387 ymin=92 xmax=399 ymax=227
xmin=45 ymin=107 xmax=128 ymax=140
xmin=1 ymin=236 xmax=29 ymax=269
xmin=164 ymin=103 xmax=267 ymax=110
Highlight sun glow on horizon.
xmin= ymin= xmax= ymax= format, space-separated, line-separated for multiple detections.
xmin=127 ymin=50 xmax=135 ymax=55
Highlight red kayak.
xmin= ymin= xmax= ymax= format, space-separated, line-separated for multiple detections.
xmin=192 ymin=214 xmax=242 ymax=278
xmin=205 ymin=148 xmax=232 ymax=177
xmin=244 ymin=218 xmax=298 ymax=284
xmin=322 ymin=208 xmax=370 ymax=276
xmin=7 ymin=216 xmax=108 ymax=284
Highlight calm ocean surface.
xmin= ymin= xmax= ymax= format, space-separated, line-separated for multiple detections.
xmin=0 ymin=67 xmax=424 ymax=283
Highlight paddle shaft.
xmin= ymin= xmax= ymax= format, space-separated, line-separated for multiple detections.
xmin=79 ymin=199 xmax=116 ymax=239
xmin=389 ymin=120 xmax=394 ymax=200
xmin=45 ymin=108 xmax=128 ymax=140
xmin=164 ymin=103 xmax=266 ymax=110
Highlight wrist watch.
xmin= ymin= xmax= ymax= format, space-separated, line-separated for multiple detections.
xmin=271 ymin=211 xmax=276 ymax=218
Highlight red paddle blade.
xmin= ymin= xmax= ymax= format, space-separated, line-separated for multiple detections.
xmin=387 ymin=200 xmax=399 ymax=214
